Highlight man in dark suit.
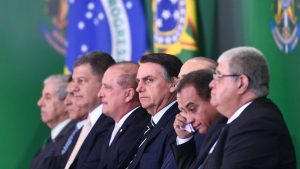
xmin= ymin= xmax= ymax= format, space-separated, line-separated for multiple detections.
xmin=30 ymin=74 xmax=76 ymax=169
xmin=79 ymin=62 xmax=150 ymax=169
xmin=162 ymin=57 xmax=218 ymax=169
xmin=172 ymin=70 xmax=221 ymax=169
xmin=63 ymin=51 xmax=115 ymax=169
xmin=124 ymin=53 xmax=182 ymax=169
xmin=174 ymin=47 xmax=296 ymax=169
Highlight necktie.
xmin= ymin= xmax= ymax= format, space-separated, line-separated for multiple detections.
xmin=61 ymin=126 xmax=81 ymax=155
xmin=198 ymin=125 xmax=228 ymax=169
xmin=138 ymin=119 xmax=155 ymax=148
xmin=64 ymin=118 xmax=92 ymax=169
xmin=41 ymin=136 xmax=52 ymax=149
xmin=126 ymin=120 xmax=156 ymax=169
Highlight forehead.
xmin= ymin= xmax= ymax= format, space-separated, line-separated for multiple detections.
xmin=177 ymin=85 xmax=203 ymax=103
xmin=137 ymin=62 xmax=165 ymax=78
xmin=216 ymin=60 xmax=229 ymax=72
xmin=103 ymin=67 xmax=121 ymax=82
xmin=43 ymin=82 xmax=57 ymax=94
xmin=73 ymin=64 xmax=94 ymax=77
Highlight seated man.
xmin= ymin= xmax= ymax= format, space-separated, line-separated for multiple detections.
xmin=175 ymin=46 xmax=296 ymax=169
xmin=83 ymin=62 xmax=150 ymax=169
xmin=172 ymin=70 xmax=220 ymax=169
xmin=63 ymin=51 xmax=115 ymax=169
xmin=161 ymin=56 xmax=217 ymax=169
xmin=125 ymin=53 xmax=182 ymax=169
xmin=30 ymin=74 xmax=76 ymax=169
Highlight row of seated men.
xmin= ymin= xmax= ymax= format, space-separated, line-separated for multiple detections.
xmin=30 ymin=47 xmax=296 ymax=169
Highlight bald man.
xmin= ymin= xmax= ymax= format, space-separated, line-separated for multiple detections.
xmin=83 ymin=62 xmax=150 ymax=169
xmin=178 ymin=57 xmax=216 ymax=80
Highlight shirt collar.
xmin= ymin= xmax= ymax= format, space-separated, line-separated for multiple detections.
xmin=152 ymin=101 xmax=176 ymax=125
xmin=117 ymin=106 xmax=140 ymax=127
xmin=227 ymin=101 xmax=252 ymax=124
xmin=88 ymin=104 xmax=103 ymax=127
xmin=51 ymin=118 xmax=71 ymax=140
xmin=76 ymin=119 xmax=86 ymax=129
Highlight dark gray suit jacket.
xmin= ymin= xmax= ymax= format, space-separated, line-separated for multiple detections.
xmin=174 ymin=97 xmax=296 ymax=169
xmin=29 ymin=120 xmax=76 ymax=169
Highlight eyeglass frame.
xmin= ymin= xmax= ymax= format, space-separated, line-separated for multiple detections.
xmin=213 ymin=71 xmax=241 ymax=80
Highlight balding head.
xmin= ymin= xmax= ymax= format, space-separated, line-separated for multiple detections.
xmin=179 ymin=57 xmax=217 ymax=80
xmin=99 ymin=61 xmax=140 ymax=122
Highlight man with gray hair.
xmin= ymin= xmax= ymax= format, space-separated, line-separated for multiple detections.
xmin=30 ymin=74 xmax=76 ymax=169
xmin=175 ymin=46 xmax=296 ymax=169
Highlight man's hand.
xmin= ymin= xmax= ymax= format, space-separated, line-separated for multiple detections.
xmin=173 ymin=112 xmax=193 ymax=139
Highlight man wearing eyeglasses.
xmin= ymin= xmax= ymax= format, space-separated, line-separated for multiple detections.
xmin=174 ymin=46 xmax=296 ymax=169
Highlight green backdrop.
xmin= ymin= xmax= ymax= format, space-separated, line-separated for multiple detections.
xmin=0 ymin=0 xmax=64 ymax=168
xmin=0 ymin=0 xmax=298 ymax=168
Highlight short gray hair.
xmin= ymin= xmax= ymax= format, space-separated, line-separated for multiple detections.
xmin=44 ymin=74 xmax=69 ymax=100
xmin=218 ymin=47 xmax=270 ymax=97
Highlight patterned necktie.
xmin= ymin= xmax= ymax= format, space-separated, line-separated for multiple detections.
xmin=126 ymin=120 xmax=156 ymax=169
xmin=138 ymin=119 xmax=156 ymax=148
xmin=61 ymin=126 xmax=81 ymax=155
xmin=64 ymin=118 xmax=92 ymax=169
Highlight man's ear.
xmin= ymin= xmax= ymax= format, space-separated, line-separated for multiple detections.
xmin=237 ymin=74 xmax=249 ymax=94
xmin=125 ymin=88 xmax=135 ymax=102
xmin=169 ymin=77 xmax=178 ymax=93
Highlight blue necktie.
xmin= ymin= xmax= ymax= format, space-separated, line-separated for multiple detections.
xmin=60 ymin=126 xmax=81 ymax=155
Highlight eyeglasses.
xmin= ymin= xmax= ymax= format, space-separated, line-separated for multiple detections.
xmin=213 ymin=72 xmax=240 ymax=80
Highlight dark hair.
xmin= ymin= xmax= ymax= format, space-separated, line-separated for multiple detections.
xmin=74 ymin=51 xmax=115 ymax=80
xmin=177 ymin=69 xmax=214 ymax=101
xmin=140 ymin=53 xmax=182 ymax=81
xmin=67 ymin=74 xmax=73 ymax=83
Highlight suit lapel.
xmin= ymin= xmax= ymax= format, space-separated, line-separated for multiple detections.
xmin=192 ymin=116 xmax=227 ymax=169
xmin=136 ymin=103 xmax=179 ymax=158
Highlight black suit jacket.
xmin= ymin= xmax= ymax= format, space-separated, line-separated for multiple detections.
xmin=44 ymin=122 xmax=82 ymax=169
xmin=69 ymin=114 xmax=114 ymax=169
xmin=29 ymin=120 xmax=77 ymax=169
xmin=175 ymin=97 xmax=296 ymax=169
xmin=125 ymin=102 xmax=180 ymax=169
xmin=83 ymin=107 xmax=150 ymax=169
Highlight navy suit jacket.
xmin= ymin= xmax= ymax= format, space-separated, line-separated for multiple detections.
xmin=69 ymin=114 xmax=114 ymax=169
xmin=125 ymin=102 xmax=180 ymax=169
xmin=29 ymin=120 xmax=76 ymax=169
xmin=43 ymin=122 xmax=82 ymax=169
xmin=86 ymin=107 xmax=151 ymax=169
xmin=174 ymin=97 xmax=296 ymax=169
